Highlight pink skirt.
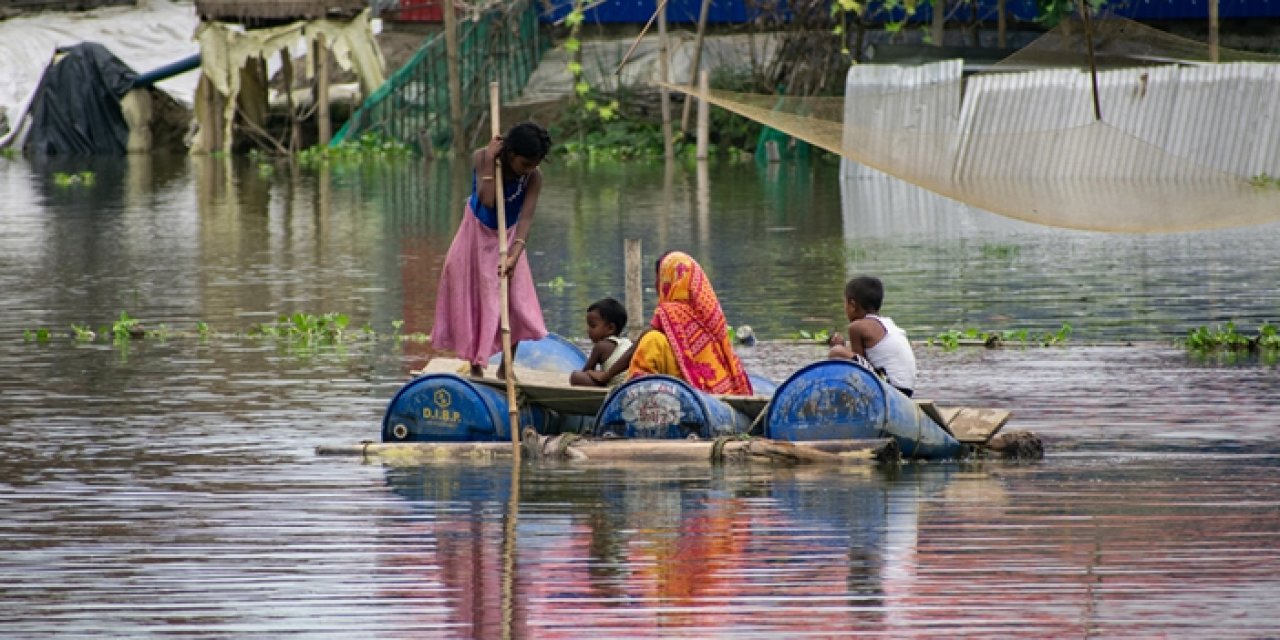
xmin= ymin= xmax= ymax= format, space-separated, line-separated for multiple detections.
xmin=431 ymin=204 xmax=547 ymax=366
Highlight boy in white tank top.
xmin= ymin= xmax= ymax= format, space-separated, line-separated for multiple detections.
xmin=827 ymin=276 xmax=917 ymax=397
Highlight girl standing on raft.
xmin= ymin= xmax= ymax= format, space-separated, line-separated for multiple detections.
xmin=431 ymin=122 xmax=552 ymax=378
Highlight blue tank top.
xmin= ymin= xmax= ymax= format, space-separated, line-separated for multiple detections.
xmin=469 ymin=171 xmax=531 ymax=230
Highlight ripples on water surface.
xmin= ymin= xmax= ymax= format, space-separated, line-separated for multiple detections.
xmin=2 ymin=155 xmax=1278 ymax=637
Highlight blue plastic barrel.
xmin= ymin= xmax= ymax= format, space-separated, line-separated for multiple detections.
xmin=382 ymin=373 xmax=546 ymax=442
xmin=594 ymin=374 xmax=752 ymax=440
xmin=763 ymin=360 xmax=961 ymax=460
xmin=487 ymin=332 xmax=587 ymax=372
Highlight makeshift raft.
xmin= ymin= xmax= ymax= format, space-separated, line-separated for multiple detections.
xmin=372 ymin=333 xmax=1026 ymax=462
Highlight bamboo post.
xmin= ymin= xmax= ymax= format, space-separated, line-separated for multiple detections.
xmin=695 ymin=70 xmax=710 ymax=160
xmin=997 ymin=0 xmax=1007 ymax=48
xmin=445 ymin=0 xmax=465 ymax=156
xmin=315 ymin=33 xmax=332 ymax=146
xmin=281 ymin=51 xmax=301 ymax=153
xmin=1078 ymin=0 xmax=1102 ymax=121
xmin=656 ymin=0 xmax=674 ymax=161
xmin=680 ymin=0 xmax=713 ymax=133
xmin=931 ymin=0 xmax=944 ymax=46
xmin=490 ymin=81 xmax=522 ymax=459
xmin=1208 ymin=0 xmax=1219 ymax=63
xmin=624 ymin=239 xmax=643 ymax=340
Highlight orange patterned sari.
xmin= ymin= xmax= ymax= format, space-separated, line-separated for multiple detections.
xmin=627 ymin=252 xmax=753 ymax=395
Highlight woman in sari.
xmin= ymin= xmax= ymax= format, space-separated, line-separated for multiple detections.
xmin=593 ymin=251 xmax=753 ymax=395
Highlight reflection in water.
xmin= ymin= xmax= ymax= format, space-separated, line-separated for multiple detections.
xmin=378 ymin=462 xmax=959 ymax=636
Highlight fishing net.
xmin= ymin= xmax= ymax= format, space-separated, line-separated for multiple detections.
xmin=666 ymin=16 xmax=1280 ymax=233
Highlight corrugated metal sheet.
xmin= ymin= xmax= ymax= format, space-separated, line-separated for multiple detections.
xmin=842 ymin=59 xmax=962 ymax=180
xmin=846 ymin=61 xmax=1280 ymax=183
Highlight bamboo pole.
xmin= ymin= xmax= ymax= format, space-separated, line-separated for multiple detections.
xmin=695 ymin=70 xmax=710 ymax=160
xmin=1078 ymin=0 xmax=1102 ymax=121
xmin=317 ymin=437 xmax=902 ymax=464
xmin=680 ymin=0 xmax=713 ymax=133
xmin=1208 ymin=0 xmax=1219 ymax=63
xmin=490 ymin=82 xmax=522 ymax=460
xmin=445 ymin=0 xmax=465 ymax=156
xmin=931 ymin=0 xmax=945 ymax=47
xmin=280 ymin=51 xmax=301 ymax=153
xmin=615 ymin=0 xmax=672 ymax=75
xmin=624 ymin=239 xmax=643 ymax=341
xmin=997 ymin=0 xmax=1007 ymax=48
xmin=316 ymin=33 xmax=331 ymax=146
xmin=500 ymin=457 xmax=520 ymax=639
xmin=656 ymin=0 xmax=674 ymax=161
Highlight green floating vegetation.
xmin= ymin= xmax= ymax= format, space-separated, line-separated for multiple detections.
xmin=53 ymin=171 xmax=96 ymax=188
xmin=794 ymin=328 xmax=834 ymax=344
xmin=21 ymin=311 xmax=431 ymax=350
xmin=297 ymin=132 xmax=415 ymax=168
xmin=1181 ymin=322 xmax=1280 ymax=359
xmin=928 ymin=323 xmax=1072 ymax=350
xmin=1249 ymin=173 xmax=1280 ymax=189
xmin=980 ymin=243 xmax=1021 ymax=259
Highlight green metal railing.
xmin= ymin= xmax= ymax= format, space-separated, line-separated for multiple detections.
xmin=333 ymin=0 xmax=546 ymax=151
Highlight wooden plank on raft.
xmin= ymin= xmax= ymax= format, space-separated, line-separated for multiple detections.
xmin=418 ymin=357 xmax=609 ymax=416
xmin=946 ymin=407 xmax=1012 ymax=444
xmin=915 ymin=399 xmax=948 ymax=429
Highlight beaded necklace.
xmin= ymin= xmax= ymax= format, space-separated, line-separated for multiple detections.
xmin=504 ymin=172 xmax=530 ymax=204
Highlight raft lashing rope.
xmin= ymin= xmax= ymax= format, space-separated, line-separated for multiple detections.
xmin=664 ymin=16 xmax=1280 ymax=233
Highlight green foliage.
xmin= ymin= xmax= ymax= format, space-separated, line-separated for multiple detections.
xmin=249 ymin=312 xmax=351 ymax=343
xmin=545 ymin=276 xmax=567 ymax=292
xmin=23 ymin=328 xmax=51 ymax=343
xmin=53 ymin=171 xmax=96 ymax=188
xmin=929 ymin=324 xmax=1072 ymax=350
xmin=1181 ymin=322 xmax=1280 ymax=357
xmin=981 ymin=243 xmax=1021 ymax=259
xmin=794 ymin=328 xmax=832 ymax=343
xmin=549 ymin=65 xmax=765 ymax=160
xmin=31 ymin=312 xmax=430 ymax=351
xmin=1037 ymin=0 xmax=1106 ymax=27
xmin=1249 ymin=173 xmax=1280 ymax=189
xmin=112 ymin=311 xmax=141 ymax=343
xmin=297 ymin=132 xmax=415 ymax=168
xmin=1 ymin=148 xmax=19 ymax=159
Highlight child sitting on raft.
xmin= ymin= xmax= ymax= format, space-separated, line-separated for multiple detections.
xmin=827 ymin=275 xmax=917 ymax=397
xmin=570 ymin=298 xmax=632 ymax=387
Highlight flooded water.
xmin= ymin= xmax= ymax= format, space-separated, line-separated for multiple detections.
xmin=2 ymin=153 xmax=1279 ymax=637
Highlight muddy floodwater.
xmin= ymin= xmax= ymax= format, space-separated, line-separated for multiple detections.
xmin=2 ymin=154 xmax=1279 ymax=637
